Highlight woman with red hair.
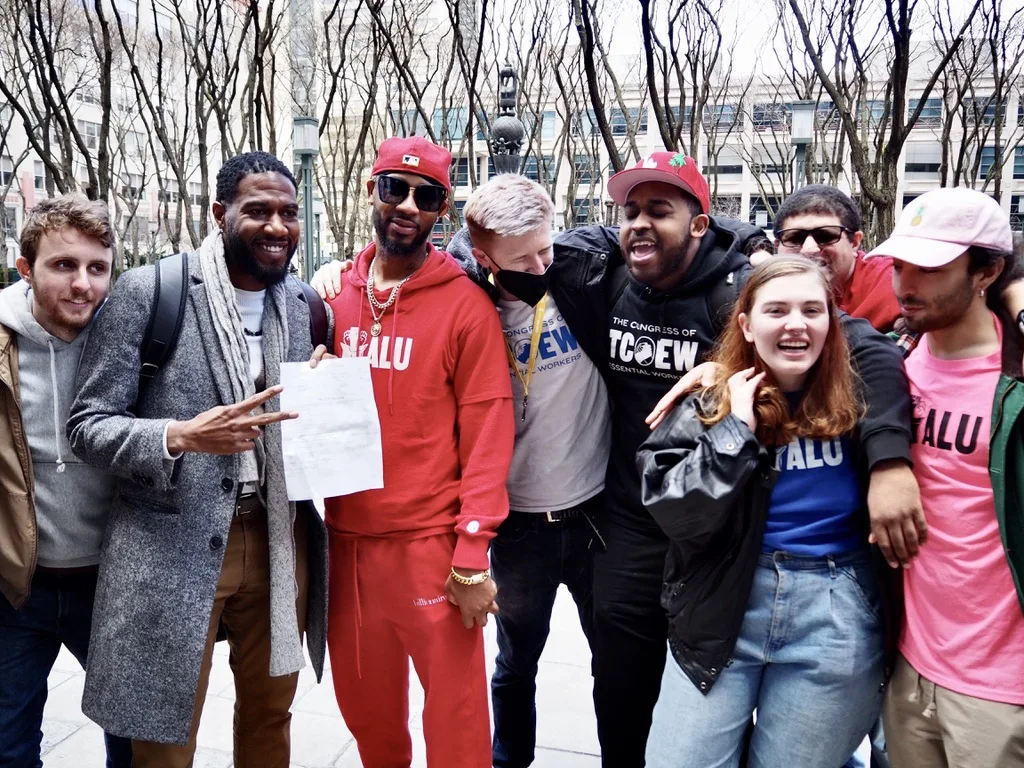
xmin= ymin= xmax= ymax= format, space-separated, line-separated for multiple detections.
xmin=640 ymin=256 xmax=886 ymax=767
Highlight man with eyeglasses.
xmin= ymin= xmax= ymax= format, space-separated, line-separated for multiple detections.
xmin=772 ymin=185 xmax=902 ymax=333
xmin=320 ymin=136 xmax=514 ymax=768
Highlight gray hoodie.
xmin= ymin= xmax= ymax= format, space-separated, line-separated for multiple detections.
xmin=0 ymin=281 xmax=116 ymax=567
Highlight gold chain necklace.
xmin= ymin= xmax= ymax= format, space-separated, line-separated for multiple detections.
xmin=366 ymin=258 xmax=412 ymax=337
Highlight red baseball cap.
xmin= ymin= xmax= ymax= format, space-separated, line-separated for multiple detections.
xmin=607 ymin=152 xmax=710 ymax=214
xmin=371 ymin=136 xmax=453 ymax=194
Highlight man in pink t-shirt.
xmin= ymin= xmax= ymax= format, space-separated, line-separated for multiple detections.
xmin=866 ymin=188 xmax=1024 ymax=767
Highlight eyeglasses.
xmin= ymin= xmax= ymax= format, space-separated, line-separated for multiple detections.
xmin=376 ymin=175 xmax=448 ymax=213
xmin=774 ymin=225 xmax=850 ymax=249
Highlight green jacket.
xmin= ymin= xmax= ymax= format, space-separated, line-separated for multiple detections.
xmin=987 ymin=375 xmax=1024 ymax=615
xmin=895 ymin=332 xmax=1024 ymax=615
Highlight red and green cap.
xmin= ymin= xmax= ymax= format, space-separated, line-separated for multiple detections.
xmin=607 ymin=152 xmax=710 ymax=214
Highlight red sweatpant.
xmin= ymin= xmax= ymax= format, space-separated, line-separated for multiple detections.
xmin=327 ymin=532 xmax=491 ymax=768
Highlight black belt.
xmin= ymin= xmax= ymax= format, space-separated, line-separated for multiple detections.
xmin=509 ymin=500 xmax=607 ymax=550
xmin=234 ymin=486 xmax=262 ymax=517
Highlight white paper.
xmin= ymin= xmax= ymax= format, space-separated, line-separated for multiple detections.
xmin=279 ymin=357 xmax=384 ymax=501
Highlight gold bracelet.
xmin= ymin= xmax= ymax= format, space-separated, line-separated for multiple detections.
xmin=450 ymin=567 xmax=490 ymax=586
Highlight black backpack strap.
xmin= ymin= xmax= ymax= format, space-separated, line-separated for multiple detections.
xmin=139 ymin=252 xmax=188 ymax=397
xmin=296 ymin=279 xmax=328 ymax=349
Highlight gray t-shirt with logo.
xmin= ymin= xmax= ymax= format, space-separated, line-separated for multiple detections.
xmin=497 ymin=295 xmax=611 ymax=512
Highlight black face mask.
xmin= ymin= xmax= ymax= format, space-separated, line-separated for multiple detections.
xmin=494 ymin=267 xmax=550 ymax=307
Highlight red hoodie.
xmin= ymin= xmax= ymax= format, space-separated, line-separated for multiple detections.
xmin=841 ymin=250 xmax=900 ymax=333
xmin=324 ymin=243 xmax=514 ymax=570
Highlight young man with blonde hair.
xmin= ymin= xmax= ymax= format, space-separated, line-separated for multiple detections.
xmin=451 ymin=174 xmax=611 ymax=768
xmin=0 ymin=194 xmax=131 ymax=766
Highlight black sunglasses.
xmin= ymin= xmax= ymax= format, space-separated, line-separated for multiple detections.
xmin=774 ymin=225 xmax=850 ymax=249
xmin=376 ymin=175 xmax=448 ymax=213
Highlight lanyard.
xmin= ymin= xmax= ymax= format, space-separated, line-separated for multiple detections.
xmin=504 ymin=293 xmax=549 ymax=422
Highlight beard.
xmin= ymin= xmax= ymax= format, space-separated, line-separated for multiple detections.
xmin=900 ymin=276 xmax=976 ymax=333
xmin=222 ymin=225 xmax=293 ymax=286
xmin=373 ymin=206 xmax=431 ymax=257
xmin=628 ymin=229 xmax=693 ymax=289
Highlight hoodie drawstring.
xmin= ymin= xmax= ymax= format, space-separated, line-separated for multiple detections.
xmin=47 ymin=339 xmax=66 ymax=474
xmin=387 ymin=289 xmax=403 ymax=415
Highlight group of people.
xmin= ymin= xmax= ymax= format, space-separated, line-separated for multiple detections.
xmin=0 ymin=130 xmax=1021 ymax=768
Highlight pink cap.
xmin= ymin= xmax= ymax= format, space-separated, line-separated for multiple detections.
xmin=866 ymin=187 xmax=1013 ymax=267
xmin=607 ymin=152 xmax=710 ymax=213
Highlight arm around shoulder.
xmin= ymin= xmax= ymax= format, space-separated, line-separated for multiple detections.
xmin=840 ymin=313 xmax=913 ymax=469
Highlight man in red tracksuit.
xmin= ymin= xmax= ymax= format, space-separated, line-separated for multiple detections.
xmin=323 ymin=136 xmax=514 ymax=768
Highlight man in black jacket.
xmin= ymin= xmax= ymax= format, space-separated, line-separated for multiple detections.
xmin=547 ymin=152 xmax=916 ymax=767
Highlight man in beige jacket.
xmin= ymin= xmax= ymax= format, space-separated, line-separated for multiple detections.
xmin=0 ymin=193 xmax=131 ymax=766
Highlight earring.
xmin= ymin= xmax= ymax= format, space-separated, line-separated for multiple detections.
xmin=980 ymin=288 xmax=986 ymax=297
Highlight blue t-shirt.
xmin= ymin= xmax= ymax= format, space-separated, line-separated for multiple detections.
xmin=761 ymin=402 xmax=861 ymax=555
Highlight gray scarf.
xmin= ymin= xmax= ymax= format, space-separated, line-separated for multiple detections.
xmin=198 ymin=232 xmax=304 ymax=675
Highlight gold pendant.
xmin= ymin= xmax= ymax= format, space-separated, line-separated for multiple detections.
xmin=371 ymin=322 xmax=382 ymax=337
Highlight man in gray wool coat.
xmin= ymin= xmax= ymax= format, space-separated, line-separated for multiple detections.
xmin=67 ymin=151 xmax=330 ymax=767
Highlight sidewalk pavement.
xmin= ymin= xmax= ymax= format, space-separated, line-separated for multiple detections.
xmin=41 ymin=586 xmax=600 ymax=767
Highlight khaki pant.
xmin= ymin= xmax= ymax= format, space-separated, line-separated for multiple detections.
xmin=883 ymin=654 xmax=1024 ymax=768
xmin=132 ymin=507 xmax=309 ymax=768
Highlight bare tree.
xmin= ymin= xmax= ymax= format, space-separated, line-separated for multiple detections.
xmin=785 ymin=0 xmax=983 ymax=243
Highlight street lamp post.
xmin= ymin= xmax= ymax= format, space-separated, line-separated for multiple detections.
xmin=293 ymin=116 xmax=320 ymax=280
xmin=790 ymin=100 xmax=815 ymax=190
xmin=490 ymin=64 xmax=526 ymax=175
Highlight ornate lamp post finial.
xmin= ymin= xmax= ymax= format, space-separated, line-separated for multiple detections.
xmin=491 ymin=63 xmax=526 ymax=175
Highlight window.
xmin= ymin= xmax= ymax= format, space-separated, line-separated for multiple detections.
xmin=523 ymin=110 xmax=557 ymax=140
xmin=475 ymin=112 xmax=488 ymax=142
xmin=522 ymin=154 xmax=554 ymax=183
xmin=816 ymin=100 xmax=839 ymax=130
xmin=573 ymin=198 xmax=598 ymax=226
xmin=451 ymin=157 xmax=470 ymax=187
xmin=433 ymin=107 xmax=468 ymax=141
xmin=1011 ymin=195 xmax=1023 ymax=232
xmin=34 ymin=160 xmax=47 ymax=191
xmin=1 ymin=206 xmax=16 ymax=240
xmin=573 ymin=154 xmax=599 ymax=184
xmin=124 ymin=130 xmax=144 ymax=157
xmin=671 ymin=105 xmax=695 ymax=126
xmin=963 ymin=98 xmax=1004 ymax=126
xmin=158 ymin=179 xmax=179 ymax=203
xmin=542 ymin=111 xmax=556 ymax=139
xmin=706 ymin=149 xmax=742 ymax=176
xmin=121 ymin=173 xmax=143 ymax=200
xmin=155 ymin=11 xmax=172 ymax=35
xmin=571 ymin=110 xmax=598 ymax=137
xmin=865 ymin=100 xmax=888 ymax=126
xmin=74 ymin=86 xmax=100 ymax=105
xmin=752 ymin=103 xmax=790 ymax=131
xmin=610 ymin=107 xmax=648 ymax=136
xmin=188 ymin=182 xmax=203 ymax=206
xmin=76 ymin=119 xmax=100 ymax=151
xmin=391 ymin=109 xmax=427 ymax=137
xmin=710 ymin=195 xmax=742 ymax=218
xmin=0 ymin=156 xmax=12 ymax=186
xmin=477 ymin=156 xmax=496 ymax=180
xmin=980 ymin=146 xmax=1001 ymax=178
xmin=909 ymin=98 xmax=942 ymax=127
xmin=703 ymin=104 xmax=741 ymax=130
xmin=114 ymin=0 xmax=137 ymax=28
xmin=905 ymin=143 xmax=941 ymax=176
xmin=1014 ymin=147 xmax=1024 ymax=180
xmin=748 ymin=196 xmax=784 ymax=229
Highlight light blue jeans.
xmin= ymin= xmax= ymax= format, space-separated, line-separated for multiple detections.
xmin=646 ymin=550 xmax=886 ymax=768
